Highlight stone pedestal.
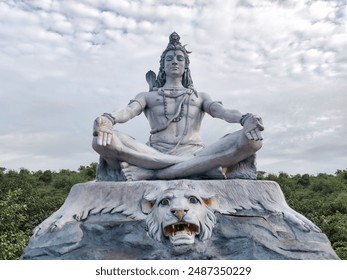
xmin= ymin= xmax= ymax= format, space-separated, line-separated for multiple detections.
xmin=21 ymin=180 xmax=339 ymax=260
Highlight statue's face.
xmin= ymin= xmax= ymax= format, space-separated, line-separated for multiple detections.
xmin=164 ymin=50 xmax=186 ymax=78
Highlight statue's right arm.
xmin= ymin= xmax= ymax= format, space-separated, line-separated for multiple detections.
xmin=93 ymin=93 xmax=147 ymax=146
xmin=109 ymin=93 xmax=146 ymax=123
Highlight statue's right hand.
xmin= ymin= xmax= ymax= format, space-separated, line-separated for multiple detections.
xmin=93 ymin=116 xmax=113 ymax=146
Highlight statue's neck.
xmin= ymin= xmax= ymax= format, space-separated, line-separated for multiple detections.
xmin=163 ymin=76 xmax=184 ymax=89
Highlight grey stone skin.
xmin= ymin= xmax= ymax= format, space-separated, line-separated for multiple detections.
xmin=21 ymin=180 xmax=339 ymax=260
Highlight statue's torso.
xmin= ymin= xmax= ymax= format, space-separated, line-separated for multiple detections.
xmin=144 ymin=90 xmax=205 ymax=146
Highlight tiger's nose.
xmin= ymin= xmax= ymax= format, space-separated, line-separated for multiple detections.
xmin=171 ymin=209 xmax=188 ymax=220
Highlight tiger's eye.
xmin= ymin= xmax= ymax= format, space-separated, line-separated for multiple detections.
xmin=160 ymin=198 xmax=170 ymax=206
xmin=189 ymin=196 xmax=199 ymax=204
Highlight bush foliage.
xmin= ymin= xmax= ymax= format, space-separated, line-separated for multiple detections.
xmin=258 ymin=170 xmax=347 ymax=259
xmin=0 ymin=164 xmax=346 ymax=259
xmin=0 ymin=163 xmax=96 ymax=259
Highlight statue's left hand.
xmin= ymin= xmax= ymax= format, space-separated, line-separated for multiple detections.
xmin=93 ymin=116 xmax=113 ymax=146
xmin=243 ymin=114 xmax=264 ymax=141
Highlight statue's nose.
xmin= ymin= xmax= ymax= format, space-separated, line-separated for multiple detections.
xmin=171 ymin=209 xmax=188 ymax=220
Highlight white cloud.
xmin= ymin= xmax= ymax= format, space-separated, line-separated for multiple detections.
xmin=0 ymin=0 xmax=346 ymax=175
xmin=101 ymin=11 xmax=137 ymax=30
xmin=56 ymin=1 xmax=101 ymax=18
xmin=309 ymin=1 xmax=335 ymax=20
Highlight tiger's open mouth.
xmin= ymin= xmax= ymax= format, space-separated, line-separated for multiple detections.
xmin=163 ymin=222 xmax=199 ymax=245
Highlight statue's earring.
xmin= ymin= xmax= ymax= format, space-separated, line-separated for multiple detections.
xmin=157 ymin=71 xmax=166 ymax=87
xmin=160 ymin=71 xmax=166 ymax=80
xmin=183 ymin=68 xmax=188 ymax=86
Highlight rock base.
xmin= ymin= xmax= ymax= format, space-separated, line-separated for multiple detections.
xmin=21 ymin=180 xmax=339 ymax=260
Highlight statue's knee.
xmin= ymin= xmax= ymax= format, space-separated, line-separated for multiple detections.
xmin=248 ymin=139 xmax=262 ymax=153
xmin=92 ymin=137 xmax=109 ymax=154
xmin=92 ymin=137 xmax=101 ymax=153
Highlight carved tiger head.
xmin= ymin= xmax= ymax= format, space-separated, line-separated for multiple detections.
xmin=141 ymin=187 xmax=218 ymax=246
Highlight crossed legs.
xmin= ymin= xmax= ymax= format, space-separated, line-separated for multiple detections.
xmin=92 ymin=130 xmax=189 ymax=170
xmin=93 ymin=129 xmax=262 ymax=181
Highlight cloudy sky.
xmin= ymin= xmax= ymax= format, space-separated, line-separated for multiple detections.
xmin=0 ymin=0 xmax=346 ymax=175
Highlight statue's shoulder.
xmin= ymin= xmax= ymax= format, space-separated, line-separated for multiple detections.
xmin=135 ymin=89 xmax=158 ymax=98
xmin=147 ymin=88 xmax=161 ymax=97
xmin=197 ymin=91 xmax=213 ymax=101
xmin=134 ymin=89 xmax=160 ymax=105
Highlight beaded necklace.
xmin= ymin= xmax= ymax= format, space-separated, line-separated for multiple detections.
xmin=150 ymin=87 xmax=196 ymax=136
xmin=160 ymin=88 xmax=187 ymax=122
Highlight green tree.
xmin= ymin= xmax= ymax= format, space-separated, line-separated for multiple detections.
xmin=0 ymin=188 xmax=30 ymax=259
xmin=297 ymin=173 xmax=310 ymax=186
xmin=39 ymin=170 xmax=53 ymax=184
xmin=259 ymin=170 xmax=347 ymax=259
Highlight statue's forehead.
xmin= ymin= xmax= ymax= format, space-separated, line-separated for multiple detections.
xmin=165 ymin=49 xmax=184 ymax=57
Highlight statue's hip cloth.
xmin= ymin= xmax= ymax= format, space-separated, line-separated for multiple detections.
xmin=148 ymin=141 xmax=204 ymax=156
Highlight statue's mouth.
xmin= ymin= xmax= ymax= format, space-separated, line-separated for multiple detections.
xmin=163 ymin=222 xmax=199 ymax=245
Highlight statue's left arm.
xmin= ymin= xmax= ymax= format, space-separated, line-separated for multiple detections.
xmin=201 ymin=92 xmax=264 ymax=141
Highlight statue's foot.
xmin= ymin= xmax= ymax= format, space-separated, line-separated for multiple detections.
xmin=121 ymin=162 xmax=155 ymax=181
xmin=226 ymin=154 xmax=257 ymax=180
xmin=204 ymin=166 xmax=227 ymax=179
xmin=189 ymin=166 xmax=226 ymax=180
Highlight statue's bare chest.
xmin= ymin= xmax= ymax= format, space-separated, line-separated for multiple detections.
xmin=146 ymin=92 xmax=203 ymax=117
